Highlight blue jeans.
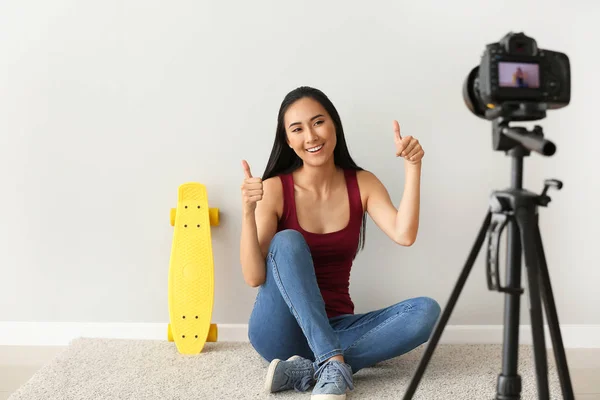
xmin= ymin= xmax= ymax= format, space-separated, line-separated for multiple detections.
xmin=248 ymin=229 xmax=441 ymax=373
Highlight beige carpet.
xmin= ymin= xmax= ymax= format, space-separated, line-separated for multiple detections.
xmin=9 ymin=338 xmax=563 ymax=399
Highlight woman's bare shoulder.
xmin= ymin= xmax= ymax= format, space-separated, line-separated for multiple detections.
xmin=356 ymin=169 xmax=377 ymax=181
xmin=260 ymin=176 xmax=284 ymax=217
xmin=355 ymin=169 xmax=381 ymax=191
xmin=355 ymin=169 xmax=388 ymax=208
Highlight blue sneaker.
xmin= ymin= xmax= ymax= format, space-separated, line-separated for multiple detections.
xmin=264 ymin=355 xmax=315 ymax=393
xmin=311 ymin=359 xmax=354 ymax=399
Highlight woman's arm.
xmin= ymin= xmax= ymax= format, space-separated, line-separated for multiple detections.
xmin=358 ymin=121 xmax=424 ymax=246
xmin=239 ymin=162 xmax=280 ymax=287
xmin=240 ymin=208 xmax=271 ymax=287
xmin=395 ymin=161 xmax=421 ymax=243
xmin=360 ymin=162 xmax=421 ymax=246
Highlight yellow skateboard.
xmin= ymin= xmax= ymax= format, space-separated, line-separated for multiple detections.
xmin=167 ymin=182 xmax=219 ymax=355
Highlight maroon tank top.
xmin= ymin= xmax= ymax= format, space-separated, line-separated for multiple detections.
xmin=276 ymin=169 xmax=364 ymax=318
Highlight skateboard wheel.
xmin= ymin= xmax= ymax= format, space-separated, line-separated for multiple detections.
xmin=207 ymin=323 xmax=218 ymax=342
xmin=170 ymin=208 xmax=176 ymax=226
xmin=167 ymin=323 xmax=173 ymax=342
xmin=209 ymin=208 xmax=219 ymax=226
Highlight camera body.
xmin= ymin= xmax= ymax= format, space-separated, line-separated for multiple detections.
xmin=464 ymin=32 xmax=571 ymax=121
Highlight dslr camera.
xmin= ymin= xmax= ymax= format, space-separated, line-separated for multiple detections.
xmin=463 ymin=32 xmax=571 ymax=122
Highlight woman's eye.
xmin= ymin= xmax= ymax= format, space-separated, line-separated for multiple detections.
xmin=315 ymin=120 xmax=323 ymax=126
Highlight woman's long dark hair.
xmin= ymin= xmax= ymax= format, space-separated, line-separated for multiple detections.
xmin=262 ymin=86 xmax=367 ymax=254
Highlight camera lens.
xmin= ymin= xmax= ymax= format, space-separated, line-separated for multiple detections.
xmin=462 ymin=66 xmax=486 ymax=119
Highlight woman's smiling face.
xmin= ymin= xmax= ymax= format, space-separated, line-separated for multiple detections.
xmin=284 ymin=97 xmax=337 ymax=168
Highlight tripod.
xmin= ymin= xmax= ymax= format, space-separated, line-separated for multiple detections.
xmin=403 ymin=110 xmax=575 ymax=400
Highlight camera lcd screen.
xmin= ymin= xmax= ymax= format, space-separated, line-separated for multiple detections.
xmin=498 ymin=62 xmax=540 ymax=88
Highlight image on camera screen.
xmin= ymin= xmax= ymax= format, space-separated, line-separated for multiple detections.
xmin=498 ymin=62 xmax=540 ymax=88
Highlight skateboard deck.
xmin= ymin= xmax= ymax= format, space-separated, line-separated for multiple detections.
xmin=167 ymin=182 xmax=219 ymax=354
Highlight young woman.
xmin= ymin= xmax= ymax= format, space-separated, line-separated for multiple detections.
xmin=239 ymin=86 xmax=441 ymax=399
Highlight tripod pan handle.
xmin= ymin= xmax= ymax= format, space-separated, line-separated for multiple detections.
xmin=502 ymin=127 xmax=556 ymax=156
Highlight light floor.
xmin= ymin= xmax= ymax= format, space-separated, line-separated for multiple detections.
xmin=1 ymin=346 xmax=599 ymax=399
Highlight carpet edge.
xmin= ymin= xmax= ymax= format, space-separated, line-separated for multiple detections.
xmin=1 ymin=322 xmax=599 ymax=348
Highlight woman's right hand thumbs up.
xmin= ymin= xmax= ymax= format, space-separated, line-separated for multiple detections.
xmin=241 ymin=160 xmax=263 ymax=213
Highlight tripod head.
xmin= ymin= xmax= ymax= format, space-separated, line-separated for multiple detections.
xmin=487 ymin=102 xmax=556 ymax=157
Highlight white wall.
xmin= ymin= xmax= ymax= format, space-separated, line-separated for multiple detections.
xmin=2 ymin=0 xmax=598 ymax=331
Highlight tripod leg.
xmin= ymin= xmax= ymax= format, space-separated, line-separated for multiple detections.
xmin=515 ymin=208 xmax=549 ymax=400
xmin=496 ymin=219 xmax=524 ymax=400
xmin=402 ymin=212 xmax=492 ymax=400
xmin=525 ymin=266 xmax=551 ymax=400
xmin=532 ymin=214 xmax=575 ymax=400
